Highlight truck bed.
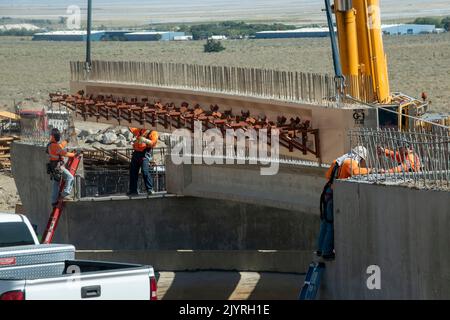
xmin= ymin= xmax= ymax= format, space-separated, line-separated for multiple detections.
xmin=1 ymin=259 xmax=151 ymax=280
xmin=1 ymin=260 xmax=154 ymax=300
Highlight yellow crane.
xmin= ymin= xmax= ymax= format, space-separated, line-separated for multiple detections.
xmin=326 ymin=0 xmax=433 ymax=131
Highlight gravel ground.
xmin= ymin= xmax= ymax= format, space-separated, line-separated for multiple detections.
xmin=0 ymin=171 xmax=19 ymax=213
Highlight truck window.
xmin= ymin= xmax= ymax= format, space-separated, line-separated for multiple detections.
xmin=0 ymin=222 xmax=36 ymax=247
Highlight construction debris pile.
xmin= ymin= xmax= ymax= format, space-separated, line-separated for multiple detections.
xmin=51 ymin=91 xmax=321 ymax=159
xmin=77 ymin=127 xmax=136 ymax=149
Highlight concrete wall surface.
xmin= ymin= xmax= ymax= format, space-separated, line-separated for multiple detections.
xmin=166 ymin=158 xmax=327 ymax=213
xmin=11 ymin=142 xmax=69 ymax=243
xmin=67 ymin=197 xmax=318 ymax=251
xmin=321 ymin=181 xmax=450 ymax=299
xmin=76 ymin=250 xmax=311 ymax=274
xmin=59 ymin=196 xmax=318 ymax=272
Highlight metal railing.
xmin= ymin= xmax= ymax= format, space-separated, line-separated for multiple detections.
xmin=19 ymin=129 xmax=51 ymax=146
xmin=76 ymin=147 xmax=168 ymax=198
xmin=77 ymin=166 xmax=166 ymax=198
xmin=70 ymin=60 xmax=375 ymax=107
xmin=349 ymin=128 xmax=450 ymax=190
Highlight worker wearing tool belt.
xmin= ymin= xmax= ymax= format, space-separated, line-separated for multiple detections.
xmin=46 ymin=128 xmax=76 ymax=206
xmin=316 ymin=146 xmax=369 ymax=261
xmin=128 ymin=128 xmax=159 ymax=196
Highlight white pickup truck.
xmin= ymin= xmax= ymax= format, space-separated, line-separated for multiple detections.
xmin=0 ymin=213 xmax=157 ymax=300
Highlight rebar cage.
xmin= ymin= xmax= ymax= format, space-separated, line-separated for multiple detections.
xmin=348 ymin=128 xmax=450 ymax=190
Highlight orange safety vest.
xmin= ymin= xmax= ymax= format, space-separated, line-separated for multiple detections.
xmin=129 ymin=128 xmax=159 ymax=152
xmin=47 ymin=138 xmax=75 ymax=161
xmin=384 ymin=149 xmax=421 ymax=173
xmin=326 ymin=158 xmax=370 ymax=180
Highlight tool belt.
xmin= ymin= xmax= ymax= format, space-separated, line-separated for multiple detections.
xmin=320 ymin=162 xmax=339 ymax=223
xmin=47 ymin=160 xmax=63 ymax=182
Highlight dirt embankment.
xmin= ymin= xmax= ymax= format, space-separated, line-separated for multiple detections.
xmin=0 ymin=172 xmax=19 ymax=212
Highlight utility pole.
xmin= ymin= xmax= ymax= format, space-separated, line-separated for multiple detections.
xmin=85 ymin=0 xmax=92 ymax=71
xmin=324 ymin=0 xmax=345 ymax=101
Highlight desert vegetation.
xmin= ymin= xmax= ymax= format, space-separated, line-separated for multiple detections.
xmin=0 ymin=33 xmax=449 ymax=113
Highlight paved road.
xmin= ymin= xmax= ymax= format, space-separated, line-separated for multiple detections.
xmin=156 ymin=271 xmax=304 ymax=300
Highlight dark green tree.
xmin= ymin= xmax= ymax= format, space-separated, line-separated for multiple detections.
xmin=413 ymin=17 xmax=443 ymax=28
xmin=204 ymin=39 xmax=225 ymax=53
xmin=442 ymin=17 xmax=450 ymax=31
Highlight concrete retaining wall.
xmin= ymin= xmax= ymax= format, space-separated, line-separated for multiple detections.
xmin=10 ymin=143 xmax=69 ymax=243
xmin=25 ymin=196 xmax=318 ymax=273
xmin=76 ymin=250 xmax=310 ymax=274
xmin=66 ymin=196 xmax=318 ymax=251
xmin=321 ymin=181 xmax=450 ymax=299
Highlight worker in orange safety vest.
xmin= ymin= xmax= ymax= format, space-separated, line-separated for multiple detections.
xmin=377 ymin=145 xmax=420 ymax=173
xmin=128 ymin=128 xmax=159 ymax=196
xmin=46 ymin=128 xmax=76 ymax=206
xmin=318 ymin=146 xmax=369 ymax=261
xmin=325 ymin=146 xmax=370 ymax=180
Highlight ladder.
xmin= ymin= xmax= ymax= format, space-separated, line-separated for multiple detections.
xmin=299 ymin=262 xmax=326 ymax=300
xmin=41 ymin=154 xmax=82 ymax=244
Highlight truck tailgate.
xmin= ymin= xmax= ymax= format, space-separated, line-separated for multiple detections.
xmin=24 ymin=266 xmax=152 ymax=300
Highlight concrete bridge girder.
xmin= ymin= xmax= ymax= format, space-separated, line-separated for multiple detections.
xmin=69 ymin=81 xmax=378 ymax=164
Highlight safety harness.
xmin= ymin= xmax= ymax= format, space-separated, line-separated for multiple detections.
xmin=46 ymin=142 xmax=63 ymax=182
xmin=319 ymin=162 xmax=340 ymax=223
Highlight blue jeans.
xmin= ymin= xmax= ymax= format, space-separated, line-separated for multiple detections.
xmin=129 ymin=150 xmax=153 ymax=193
xmin=317 ymin=187 xmax=334 ymax=255
xmin=51 ymin=166 xmax=74 ymax=204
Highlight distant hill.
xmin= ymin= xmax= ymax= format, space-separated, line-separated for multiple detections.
xmin=1 ymin=0 xmax=450 ymax=25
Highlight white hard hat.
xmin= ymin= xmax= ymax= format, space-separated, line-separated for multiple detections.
xmin=352 ymin=146 xmax=368 ymax=160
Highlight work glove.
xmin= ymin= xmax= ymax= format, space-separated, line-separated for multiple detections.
xmin=137 ymin=136 xmax=151 ymax=145
xmin=376 ymin=146 xmax=384 ymax=156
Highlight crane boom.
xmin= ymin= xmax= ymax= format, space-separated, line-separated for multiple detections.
xmin=333 ymin=0 xmax=391 ymax=103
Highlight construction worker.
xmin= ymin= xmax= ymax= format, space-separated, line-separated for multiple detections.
xmin=316 ymin=146 xmax=369 ymax=260
xmin=47 ymin=128 xmax=76 ymax=206
xmin=128 ymin=128 xmax=159 ymax=196
xmin=377 ymin=145 xmax=420 ymax=173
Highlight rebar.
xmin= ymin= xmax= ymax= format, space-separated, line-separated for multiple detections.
xmin=348 ymin=128 xmax=450 ymax=190
xmin=70 ymin=60 xmax=375 ymax=107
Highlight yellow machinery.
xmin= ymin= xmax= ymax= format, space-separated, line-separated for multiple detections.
xmin=334 ymin=0 xmax=390 ymax=103
xmin=330 ymin=0 xmax=432 ymax=131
